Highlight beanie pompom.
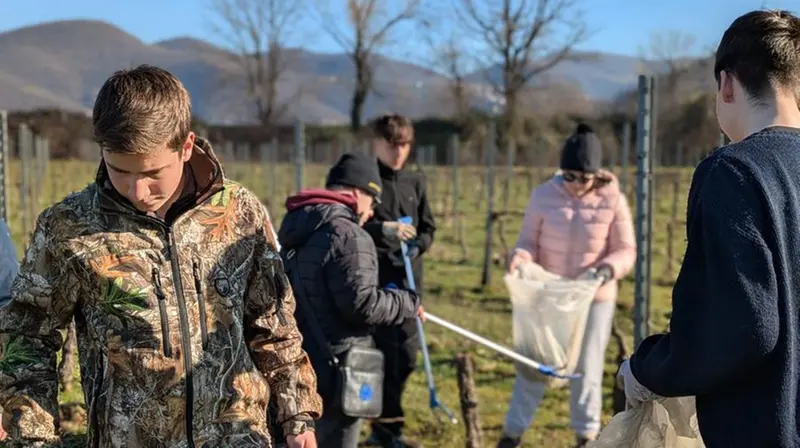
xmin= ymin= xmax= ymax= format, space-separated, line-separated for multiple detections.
xmin=575 ymin=123 xmax=593 ymax=134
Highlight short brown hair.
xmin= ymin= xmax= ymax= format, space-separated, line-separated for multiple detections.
xmin=93 ymin=64 xmax=192 ymax=154
xmin=368 ymin=113 xmax=414 ymax=145
xmin=714 ymin=10 xmax=800 ymax=105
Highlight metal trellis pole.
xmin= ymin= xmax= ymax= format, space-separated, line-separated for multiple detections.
xmin=634 ymin=75 xmax=654 ymax=349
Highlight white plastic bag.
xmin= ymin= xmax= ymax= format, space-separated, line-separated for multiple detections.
xmin=503 ymin=261 xmax=601 ymax=384
xmin=588 ymin=397 xmax=705 ymax=448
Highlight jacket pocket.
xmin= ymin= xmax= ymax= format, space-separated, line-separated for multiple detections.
xmin=192 ymin=261 xmax=209 ymax=350
xmin=151 ymin=268 xmax=172 ymax=357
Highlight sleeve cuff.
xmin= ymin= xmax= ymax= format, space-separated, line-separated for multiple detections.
xmin=282 ymin=415 xmax=316 ymax=436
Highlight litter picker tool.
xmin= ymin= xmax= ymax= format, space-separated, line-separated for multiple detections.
xmin=389 ymin=216 xmax=458 ymax=425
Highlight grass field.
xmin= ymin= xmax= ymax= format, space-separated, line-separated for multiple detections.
xmin=1 ymin=158 xmax=694 ymax=447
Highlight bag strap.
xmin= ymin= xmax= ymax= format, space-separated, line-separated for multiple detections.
xmin=283 ymin=248 xmax=340 ymax=368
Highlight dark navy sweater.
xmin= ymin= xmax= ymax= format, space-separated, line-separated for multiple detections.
xmin=630 ymin=126 xmax=800 ymax=447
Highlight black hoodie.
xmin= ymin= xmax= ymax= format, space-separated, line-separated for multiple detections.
xmin=363 ymin=160 xmax=436 ymax=294
xmin=277 ymin=189 xmax=420 ymax=393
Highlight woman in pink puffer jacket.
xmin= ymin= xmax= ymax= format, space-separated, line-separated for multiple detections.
xmin=498 ymin=124 xmax=637 ymax=448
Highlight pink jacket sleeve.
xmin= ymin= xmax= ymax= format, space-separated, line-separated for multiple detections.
xmin=514 ymin=189 xmax=544 ymax=261
xmin=598 ymin=193 xmax=637 ymax=279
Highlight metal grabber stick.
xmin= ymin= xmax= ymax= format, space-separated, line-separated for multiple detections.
xmin=395 ymin=216 xmax=458 ymax=425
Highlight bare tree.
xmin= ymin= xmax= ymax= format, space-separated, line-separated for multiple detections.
xmin=457 ymin=0 xmax=589 ymax=138
xmin=209 ymin=0 xmax=303 ymax=128
xmin=317 ymin=0 xmax=423 ymax=132
xmin=426 ymin=33 xmax=473 ymax=122
xmin=645 ymin=30 xmax=697 ymax=102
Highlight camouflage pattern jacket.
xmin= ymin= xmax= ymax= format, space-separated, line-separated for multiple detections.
xmin=0 ymin=139 xmax=322 ymax=447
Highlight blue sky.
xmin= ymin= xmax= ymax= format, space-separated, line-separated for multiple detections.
xmin=0 ymin=0 xmax=796 ymax=62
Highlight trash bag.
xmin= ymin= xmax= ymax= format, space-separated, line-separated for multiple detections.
xmin=503 ymin=261 xmax=601 ymax=384
xmin=0 ymin=219 xmax=18 ymax=307
xmin=588 ymin=397 xmax=705 ymax=448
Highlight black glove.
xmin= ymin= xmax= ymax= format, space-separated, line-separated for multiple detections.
xmin=595 ymin=263 xmax=614 ymax=284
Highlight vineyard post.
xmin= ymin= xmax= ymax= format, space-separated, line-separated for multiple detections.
xmin=475 ymin=140 xmax=485 ymax=211
xmin=526 ymin=139 xmax=536 ymax=193
xmin=455 ymin=353 xmax=484 ymax=448
xmin=18 ymin=124 xmax=33 ymax=247
xmin=647 ymin=76 xmax=658 ymax=317
xmin=610 ymin=130 xmax=618 ymax=175
xmin=270 ymin=137 xmax=278 ymax=206
xmin=294 ymin=120 xmax=305 ymax=193
xmin=634 ymin=74 xmax=654 ymax=348
xmin=480 ymin=120 xmax=497 ymax=288
xmin=33 ymin=136 xmax=44 ymax=213
xmin=537 ymin=138 xmax=546 ymax=184
xmin=0 ymin=111 xmax=8 ymax=223
xmin=450 ymin=134 xmax=460 ymax=227
xmin=259 ymin=142 xmax=270 ymax=207
xmin=43 ymin=138 xmax=52 ymax=204
xmin=223 ymin=141 xmax=234 ymax=175
xmin=502 ymin=137 xmax=515 ymax=213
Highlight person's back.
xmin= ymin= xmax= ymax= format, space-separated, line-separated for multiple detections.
xmin=278 ymin=153 xmax=421 ymax=448
xmin=278 ymin=188 xmax=420 ymax=352
xmin=618 ymin=10 xmax=800 ymax=447
xmin=686 ymin=127 xmax=800 ymax=446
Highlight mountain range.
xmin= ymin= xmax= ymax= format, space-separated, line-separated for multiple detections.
xmin=0 ymin=19 xmax=703 ymax=125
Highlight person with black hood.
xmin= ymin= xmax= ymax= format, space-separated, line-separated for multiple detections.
xmin=360 ymin=113 xmax=436 ymax=448
xmin=277 ymin=152 xmax=424 ymax=448
xmin=497 ymin=124 xmax=636 ymax=448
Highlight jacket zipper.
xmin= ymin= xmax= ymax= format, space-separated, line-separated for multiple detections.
xmin=152 ymin=268 xmax=172 ymax=357
xmin=166 ymin=229 xmax=195 ymax=448
xmin=192 ymin=262 xmax=209 ymax=350
xmin=96 ymin=183 xmax=225 ymax=447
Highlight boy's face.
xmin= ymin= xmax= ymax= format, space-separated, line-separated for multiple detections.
xmin=374 ymin=137 xmax=411 ymax=170
xmin=715 ymin=70 xmax=746 ymax=143
xmin=354 ymin=189 xmax=375 ymax=226
xmin=103 ymin=133 xmax=195 ymax=216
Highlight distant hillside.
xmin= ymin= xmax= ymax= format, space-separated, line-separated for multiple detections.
xmin=0 ymin=19 xmax=702 ymax=125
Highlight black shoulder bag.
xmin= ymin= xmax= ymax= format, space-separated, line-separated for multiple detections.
xmin=283 ymin=248 xmax=385 ymax=419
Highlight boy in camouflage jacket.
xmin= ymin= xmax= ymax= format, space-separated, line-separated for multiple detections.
xmin=0 ymin=65 xmax=322 ymax=447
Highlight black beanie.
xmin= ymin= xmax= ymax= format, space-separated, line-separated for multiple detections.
xmin=560 ymin=123 xmax=602 ymax=173
xmin=325 ymin=153 xmax=383 ymax=201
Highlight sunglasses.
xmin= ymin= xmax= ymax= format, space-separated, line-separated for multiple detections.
xmin=562 ymin=172 xmax=594 ymax=184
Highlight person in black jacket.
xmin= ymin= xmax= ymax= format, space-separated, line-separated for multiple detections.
xmin=278 ymin=153 xmax=424 ymax=448
xmin=361 ymin=114 xmax=436 ymax=448
xmin=617 ymin=10 xmax=800 ymax=448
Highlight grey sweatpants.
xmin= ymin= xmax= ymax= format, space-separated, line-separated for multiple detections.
xmin=502 ymin=299 xmax=616 ymax=439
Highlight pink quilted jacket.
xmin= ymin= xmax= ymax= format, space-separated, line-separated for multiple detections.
xmin=514 ymin=170 xmax=636 ymax=302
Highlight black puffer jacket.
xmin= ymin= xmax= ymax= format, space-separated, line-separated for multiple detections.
xmin=277 ymin=189 xmax=420 ymax=384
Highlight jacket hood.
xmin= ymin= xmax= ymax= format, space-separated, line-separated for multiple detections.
xmin=94 ymin=137 xmax=225 ymax=220
xmin=279 ymin=189 xmax=359 ymax=249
